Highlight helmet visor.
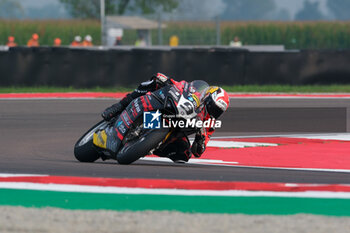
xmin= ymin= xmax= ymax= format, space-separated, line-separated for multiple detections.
xmin=190 ymin=80 xmax=209 ymax=94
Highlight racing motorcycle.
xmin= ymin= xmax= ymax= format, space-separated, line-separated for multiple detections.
xmin=74 ymin=80 xmax=209 ymax=164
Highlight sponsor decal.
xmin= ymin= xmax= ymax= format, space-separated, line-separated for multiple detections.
xmin=157 ymin=73 xmax=168 ymax=83
xmin=135 ymin=89 xmax=147 ymax=94
xmin=184 ymin=82 xmax=189 ymax=93
xmin=168 ymin=87 xmax=180 ymax=101
xmin=93 ymin=130 xmax=107 ymax=149
xmin=189 ymin=86 xmax=196 ymax=93
xmin=122 ymin=113 xmax=131 ymax=126
xmin=207 ymin=86 xmax=219 ymax=94
xmin=118 ymin=124 xmax=127 ymax=134
xmin=158 ymin=90 xmax=166 ymax=100
xmin=133 ymin=100 xmax=142 ymax=113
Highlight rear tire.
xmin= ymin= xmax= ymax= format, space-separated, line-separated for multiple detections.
xmin=74 ymin=120 xmax=107 ymax=162
xmin=117 ymin=129 xmax=169 ymax=165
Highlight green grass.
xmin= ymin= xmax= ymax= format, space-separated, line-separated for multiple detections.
xmin=1 ymin=85 xmax=350 ymax=93
xmin=2 ymin=189 xmax=350 ymax=216
xmin=155 ymin=21 xmax=350 ymax=49
xmin=3 ymin=20 xmax=350 ymax=49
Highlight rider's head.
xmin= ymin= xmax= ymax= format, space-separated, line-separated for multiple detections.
xmin=74 ymin=36 xmax=82 ymax=42
xmin=202 ymin=86 xmax=229 ymax=119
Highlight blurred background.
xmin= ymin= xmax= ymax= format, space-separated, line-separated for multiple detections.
xmin=1 ymin=0 xmax=350 ymax=48
xmin=1 ymin=0 xmax=350 ymax=88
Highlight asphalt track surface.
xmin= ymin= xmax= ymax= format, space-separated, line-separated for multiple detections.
xmin=1 ymin=98 xmax=350 ymax=184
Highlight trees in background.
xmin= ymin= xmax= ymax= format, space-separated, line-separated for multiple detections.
xmin=327 ymin=0 xmax=350 ymax=20
xmin=0 ymin=0 xmax=23 ymax=18
xmin=168 ymin=0 xmax=225 ymax=20
xmin=295 ymin=0 xmax=325 ymax=20
xmin=59 ymin=0 xmax=178 ymax=19
xmin=220 ymin=0 xmax=276 ymax=20
xmin=7 ymin=0 xmax=350 ymax=21
xmin=59 ymin=0 xmax=278 ymax=21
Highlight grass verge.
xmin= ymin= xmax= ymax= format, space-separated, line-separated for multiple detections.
xmin=1 ymin=189 xmax=350 ymax=216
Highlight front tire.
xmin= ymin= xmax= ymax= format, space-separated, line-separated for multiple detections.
xmin=74 ymin=120 xmax=108 ymax=162
xmin=74 ymin=139 xmax=99 ymax=162
xmin=117 ymin=129 xmax=169 ymax=165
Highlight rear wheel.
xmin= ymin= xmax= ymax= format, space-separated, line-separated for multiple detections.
xmin=74 ymin=120 xmax=108 ymax=162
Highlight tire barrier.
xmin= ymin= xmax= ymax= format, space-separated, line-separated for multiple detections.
xmin=1 ymin=47 xmax=350 ymax=87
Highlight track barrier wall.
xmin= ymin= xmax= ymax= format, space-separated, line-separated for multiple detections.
xmin=1 ymin=47 xmax=350 ymax=87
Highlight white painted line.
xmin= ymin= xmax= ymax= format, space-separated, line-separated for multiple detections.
xmin=1 ymin=182 xmax=350 ymax=198
xmin=211 ymin=135 xmax=298 ymax=139
xmin=212 ymin=133 xmax=350 ymax=140
xmin=288 ymin=133 xmax=350 ymax=141
xmin=283 ymin=183 xmax=349 ymax=187
xmin=207 ymin=140 xmax=278 ymax=148
xmin=140 ymin=157 xmax=239 ymax=164
xmin=141 ymin=157 xmax=350 ymax=173
xmin=224 ymin=165 xmax=350 ymax=173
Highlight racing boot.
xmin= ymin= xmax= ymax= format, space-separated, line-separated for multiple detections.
xmin=153 ymin=135 xmax=191 ymax=163
xmin=93 ymin=126 xmax=121 ymax=159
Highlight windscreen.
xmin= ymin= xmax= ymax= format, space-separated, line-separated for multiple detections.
xmin=190 ymin=80 xmax=209 ymax=94
xmin=189 ymin=80 xmax=209 ymax=106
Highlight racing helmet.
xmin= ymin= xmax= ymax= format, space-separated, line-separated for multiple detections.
xmin=85 ymin=35 xmax=92 ymax=42
xmin=32 ymin=33 xmax=39 ymax=40
xmin=74 ymin=35 xmax=82 ymax=42
xmin=202 ymin=86 xmax=229 ymax=119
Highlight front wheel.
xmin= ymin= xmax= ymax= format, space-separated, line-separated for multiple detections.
xmin=74 ymin=120 xmax=108 ymax=162
xmin=117 ymin=128 xmax=169 ymax=165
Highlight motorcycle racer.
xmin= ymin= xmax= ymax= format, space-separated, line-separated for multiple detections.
xmin=93 ymin=73 xmax=229 ymax=163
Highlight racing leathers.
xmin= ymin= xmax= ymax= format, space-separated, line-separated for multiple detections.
xmin=94 ymin=73 xmax=216 ymax=163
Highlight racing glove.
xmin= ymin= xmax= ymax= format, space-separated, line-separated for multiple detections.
xmin=191 ymin=133 xmax=206 ymax=158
